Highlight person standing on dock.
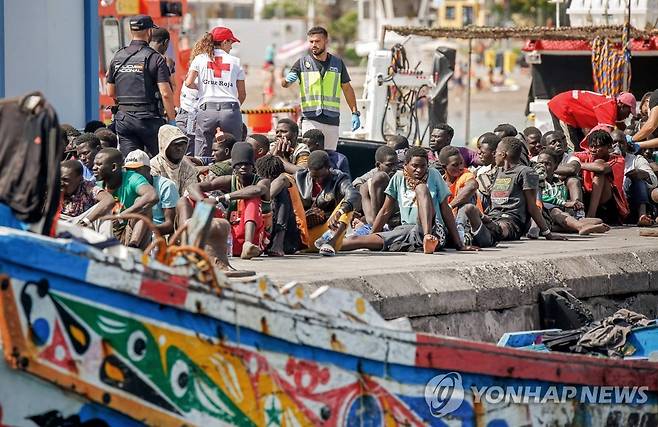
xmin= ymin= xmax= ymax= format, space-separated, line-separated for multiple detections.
xmin=281 ymin=26 xmax=360 ymax=151
xmin=185 ymin=27 xmax=246 ymax=157
xmin=547 ymin=90 xmax=636 ymax=152
xmin=107 ymin=15 xmax=176 ymax=158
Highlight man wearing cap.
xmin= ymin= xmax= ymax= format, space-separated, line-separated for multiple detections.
xmin=150 ymin=124 xmax=198 ymax=195
xmin=125 ymin=149 xmax=179 ymax=236
xmin=281 ymin=26 xmax=360 ymax=152
xmin=107 ymin=15 xmax=176 ymax=158
xmin=185 ymin=27 xmax=246 ymax=158
xmin=92 ymin=148 xmax=158 ymax=248
xmin=188 ymin=142 xmax=270 ymax=260
xmin=547 ymin=90 xmax=636 ymax=152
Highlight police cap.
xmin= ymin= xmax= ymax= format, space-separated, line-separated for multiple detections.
xmin=129 ymin=15 xmax=158 ymax=31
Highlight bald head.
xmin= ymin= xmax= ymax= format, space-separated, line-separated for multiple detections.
xmin=93 ymin=148 xmax=125 ymax=182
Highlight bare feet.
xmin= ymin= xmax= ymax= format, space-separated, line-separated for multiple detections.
xmin=578 ymin=223 xmax=610 ymax=235
xmin=241 ymin=242 xmax=262 ymax=260
xmin=638 ymin=214 xmax=654 ymax=227
xmin=423 ymin=234 xmax=439 ymax=254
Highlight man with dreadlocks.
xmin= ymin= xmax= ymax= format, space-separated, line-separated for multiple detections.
xmin=342 ymin=146 xmax=475 ymax=254
xmin=188 ymin=142 xmax=271 ymax=259
xmin=256 ymin=154 xmax=306 ymax=255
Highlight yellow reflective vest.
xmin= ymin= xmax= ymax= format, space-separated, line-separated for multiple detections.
xmin=299 ymin=54 xmax=342 ymax=118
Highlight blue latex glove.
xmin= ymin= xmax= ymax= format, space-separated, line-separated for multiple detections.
xmin=626 ymin=134 xmax=641 ymax=153
xmin=168 ymin=119 xmax=177 ymax=126
xmin=285 ymin=72 xmax=298 ymax=84
xmin=351 ymin=113 xmax=361 ymax=131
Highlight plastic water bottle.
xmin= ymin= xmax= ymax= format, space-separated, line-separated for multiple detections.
xmin=226 ymin=234 xmax=233 ymax=258
xmin=456 ymin=223 xmax=465 ymax=244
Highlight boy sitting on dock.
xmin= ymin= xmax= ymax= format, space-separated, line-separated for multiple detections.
xmin=438 ymin=146 xmax=481 ymax=214
xmin=455 ymin=137 xmax=562 ymax=247
xmin=342 ymin=146 xmax=474 ymax=253
xmin=536 ymin=148 xmax=609 ymax=235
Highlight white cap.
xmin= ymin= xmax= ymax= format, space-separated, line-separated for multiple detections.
xmin=124 ymin=149 xmax=150 ymax=169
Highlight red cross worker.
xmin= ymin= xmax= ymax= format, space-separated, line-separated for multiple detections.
xmin=185 ymin=27 xmax=246 ymax=158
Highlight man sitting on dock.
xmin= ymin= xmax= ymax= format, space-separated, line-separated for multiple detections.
xmin=92 ymin=148 xmax=158 ymax=248
xmin=60 ymin=160 xmax=114 ymax=224
xmin=427 ymin=124 xmax=479 ymax=169
xmin=296 ymin=150 xmax=359 ymax=256
xmin=271 ymin=118 xmax=310 ymax=173
xmin=455 ymin=137 xmax=562 ymax=247
xmin=303 ymin=129 xmax=351 ymax=178
xmin=188 ymin=142 xmax=271 ymax=260
xmin=562 ymin=128 xmax=629 ymax=224
xmin=352 ymin=145 xmax=399 ymax=232
xmin=342 ymin=146 xmax=473 ymax=254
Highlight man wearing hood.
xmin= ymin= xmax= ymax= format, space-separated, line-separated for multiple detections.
xmin=151 ymin=125 xmax=198 ymax=195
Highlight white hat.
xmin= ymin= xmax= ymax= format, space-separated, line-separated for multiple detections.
xmin=124 ymin=149 xmax=151 ymax=169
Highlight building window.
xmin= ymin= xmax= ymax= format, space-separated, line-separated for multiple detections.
xmin=445 ymin=6 xmax=456 ymax=20
xmin=463 ymin=6 xmax=473 ymax=26
xmin=363 ymin=0 xmax=371 ymax=19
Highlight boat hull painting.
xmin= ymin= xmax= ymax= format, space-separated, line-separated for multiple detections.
xmin=0 ymin=230 xmax=657 ymax=426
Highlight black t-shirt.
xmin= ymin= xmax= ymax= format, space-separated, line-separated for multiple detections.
xmin=107 ymin=41 xmax=171 ymax=118
xmin=291 ymin=53 xmax=350 ymax=126
xmin=489 ymin=164 xmax=539 ymax=229
xmin=649 ymin=89 xmax=658 ymax=110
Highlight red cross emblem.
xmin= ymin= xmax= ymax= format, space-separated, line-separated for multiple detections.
xmin=208 ymin=56 xmax=231 ymax=78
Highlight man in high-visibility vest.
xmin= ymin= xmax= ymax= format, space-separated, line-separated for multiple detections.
xmin=281 ymin=26 xmax=360 ymax=152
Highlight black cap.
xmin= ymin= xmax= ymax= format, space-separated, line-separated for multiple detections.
xmin=129 ymin=15 xmax=158 ymax=31
xmin=231 ymin=142 xmax=255 ymax=167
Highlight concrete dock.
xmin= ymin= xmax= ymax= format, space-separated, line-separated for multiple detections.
xmin=232 ymin=228 xmax=658 ymax=342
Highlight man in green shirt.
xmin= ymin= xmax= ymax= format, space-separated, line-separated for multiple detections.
xmin=93 ymin=148 xmax=158 ymax=248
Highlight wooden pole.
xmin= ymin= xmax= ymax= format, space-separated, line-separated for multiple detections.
xmin=623 ymin=0 xmax=631 ymax=91
xmin=465 ymin=38 xmax=473 ymax=144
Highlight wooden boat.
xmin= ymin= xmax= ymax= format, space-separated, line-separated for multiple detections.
xmin=0 ymin=224 xmax=657 ymax=426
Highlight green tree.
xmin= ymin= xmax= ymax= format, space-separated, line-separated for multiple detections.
xmin=328 ymin=10 xmax=358 ymax=57
xmin=262 ymin=0 xmax=305 ymax=19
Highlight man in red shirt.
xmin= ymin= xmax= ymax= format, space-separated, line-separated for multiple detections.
xmin=564 ymin=128 xmax=629 ymax=224
xmin=548 ymin=90 xmax=636 ymax=152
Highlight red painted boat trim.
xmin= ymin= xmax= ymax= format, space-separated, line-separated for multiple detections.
xmin=139 ymin=275 xmax=189 ymax=306
xmin=415 ymin=333 xmax=658 ymax=389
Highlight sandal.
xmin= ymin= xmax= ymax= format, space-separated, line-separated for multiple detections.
xmin=638 ymin=214 xmax=654 ymax=227
xmin=319 ymin=243 xmax=336 ymax=257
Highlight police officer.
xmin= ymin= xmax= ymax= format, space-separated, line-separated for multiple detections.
xmin=107 ymin=15 xmax=176 ymax=158
xmin=185 ymin=27 xmax=246 ymax=158
xmin=281 ymin=26 xmax=360 ymax=151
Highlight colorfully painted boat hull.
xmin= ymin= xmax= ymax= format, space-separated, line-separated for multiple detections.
xmin=0 ymin=227 xmax=656 ymax=426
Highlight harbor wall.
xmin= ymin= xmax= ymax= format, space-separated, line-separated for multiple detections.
xmin=304 ymin=247 xmax=658 ymax=342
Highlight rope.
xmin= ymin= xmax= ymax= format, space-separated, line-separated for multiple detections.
xmin=240 ymin=107 xmax=297 ymax=114
xmin=591 ymin=37 xmax=630 ymax=96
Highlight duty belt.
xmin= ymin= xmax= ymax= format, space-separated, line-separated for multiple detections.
xmin=199 ymin=102 xmax=239 ymax=111
xmin=118 ymin=104 xmax=159 ymax=113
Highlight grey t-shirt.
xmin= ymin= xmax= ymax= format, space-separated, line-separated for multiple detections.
xmin=489 ymin=164 xmax=539 ymax=228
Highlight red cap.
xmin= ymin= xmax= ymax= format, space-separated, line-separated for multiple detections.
xmin=616 ymin=92 xmax=637 ymax=115
xmin=211 ymin=27 xmax=240 ymax=43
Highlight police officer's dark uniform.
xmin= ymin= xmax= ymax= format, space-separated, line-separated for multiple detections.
xmin=107 ymin=15 xmax=171 ymax=157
